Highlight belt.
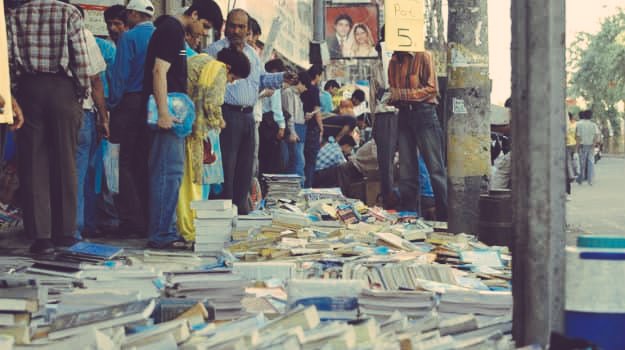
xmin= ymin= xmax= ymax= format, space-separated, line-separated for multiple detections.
xmin=397 ymin=103 xmax=436 ymax=111
xmin=223 ymin=103 xmax=253 ymax=113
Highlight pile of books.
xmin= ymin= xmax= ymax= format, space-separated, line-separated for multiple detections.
xmin=164 ymin=269 xmax=249 ymax=321
xmin=262 ymin=174 xmax=302 ymax=208
xmin=232 ymin=214 xmax=273 ymax=241
xmin=0 ymin=278 xmax=47 ymax=344
xmin=358 ymin=289 xmax=436 ymax=320
xmin=191 ymin=200 xmax=237 ymax=254
xmin=28 ymin=242 xmax=124 ymax=279
xmin=438 ymin=289 xmax=513 ymax=318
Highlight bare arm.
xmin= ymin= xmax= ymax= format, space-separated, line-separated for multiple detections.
xmin=90 ymin=75 xmax=109 ymax=139
xmin=153 ymin=58 xmax=176 ymax=129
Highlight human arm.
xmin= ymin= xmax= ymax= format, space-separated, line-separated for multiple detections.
xmin=67 ymin=11 xmax=91 ymax=98
xmin=153 ymin=58 xmax=177 ymax=129
xmin=282 ymin=89 xmax=299 ymax=142
xmin=91 ymin=75 xmax=109 ymax=138
xmin=260 ymin=72 xmax=285 ymax=90
xmin=10 ymin=96 xmax=24 ymax=131
xmin=393 ymin=52 xmax=438 ymax=102
xmin=271 ymin=90 xmax=286 ymax=139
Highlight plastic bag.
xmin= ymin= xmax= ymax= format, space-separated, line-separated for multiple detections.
xmin=147 ymin=93 xmax=196 ymax=138
xmin=102 ymin=141 xmax=119 ymax=194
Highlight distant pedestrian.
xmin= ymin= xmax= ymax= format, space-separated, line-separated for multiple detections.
xmin=566 ymin=112 xmax=578 ymax=197
xmin=576 ymin=110 xmax=601 ymax=185
xmin=302 ymin=65 xmax=324 ymax=188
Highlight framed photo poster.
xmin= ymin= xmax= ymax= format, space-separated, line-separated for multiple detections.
xmin=325 ymin=4 xmax=379 ymax=60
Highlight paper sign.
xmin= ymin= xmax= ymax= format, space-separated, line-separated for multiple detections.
xmin=384 ymin=0 xmax=425 ymax=53
xmin=452 ymin=98 xmax=468 ymax=114
xmin=0 ymin=1 xmax=13 ymax=123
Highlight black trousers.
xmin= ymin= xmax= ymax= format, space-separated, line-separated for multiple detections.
xmin=17 ymin=74 xmax=82 ymax=239
xmin=258 ymin=112 xmax=282 ymax=176
xmin=109 ymin=93 xmax=149 ymax=234
xmin=220 ymin=108 xmax=255 ymax=215
xmin=313 ymin=162 xmax=363 ymax=196
xmin=372 ymin=112 xmax=398 ymax=201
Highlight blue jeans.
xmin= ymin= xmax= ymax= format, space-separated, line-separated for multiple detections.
xmin=148 ymin=130 xmax=184 ymax=246
xmin=285 ymin=124 xmax=307 ymax=180
xmin=75 ymin=110 xmax=98 ymax=239
xmin=398 ymin=104 xmax=448 ymax=220
xmin=577 ymin=144 xmax=595 ymax=184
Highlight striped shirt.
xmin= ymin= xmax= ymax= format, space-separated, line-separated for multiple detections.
xmin=205 ymin=38 xmax=283 ymax=107
xmin=8 ymin=0 xmax=90 ymax=96
xmin=388 ymin=51 xmax=438 ymax=105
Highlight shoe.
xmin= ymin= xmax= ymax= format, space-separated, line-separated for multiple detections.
xmin=30 ymin=239 xmax=55 ymax=255
xmin=53 ymin=236 xmax=80 ymax=248
xmin=566 ymin=195 xmax=572 ymax=202
xmin=146 ymin=239 xmax=190 ymax=250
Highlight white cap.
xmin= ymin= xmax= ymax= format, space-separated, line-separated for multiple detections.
xmin=126 ymin=0 xmax=155 ymax=17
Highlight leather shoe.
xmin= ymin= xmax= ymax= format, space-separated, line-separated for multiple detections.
xmin=30 ymin=239 xmax=55 ymax=255
xmin=53 ymin=236 xmax=80 ymax=248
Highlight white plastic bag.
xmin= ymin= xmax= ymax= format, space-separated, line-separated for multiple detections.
xmin=102 ymin=141 xmax=119 ymax=194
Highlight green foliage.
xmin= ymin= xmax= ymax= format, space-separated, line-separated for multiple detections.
xmin=568 ymin=9 xmax=625 ymax=133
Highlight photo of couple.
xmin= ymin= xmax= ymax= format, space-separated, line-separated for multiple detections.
xmin=325 ymin=5 xmax=379 ymax=59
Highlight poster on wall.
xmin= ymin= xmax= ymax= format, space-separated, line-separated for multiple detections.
xmin=325 ymin=4 xmax=379 ymax=60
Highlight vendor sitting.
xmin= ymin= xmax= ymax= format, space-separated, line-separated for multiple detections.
xmin=323 ymin=89 xmax=366 ymax=142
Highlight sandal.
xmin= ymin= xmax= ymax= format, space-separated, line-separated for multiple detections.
xmin=146 ymin=239 xmax=190 ymax=250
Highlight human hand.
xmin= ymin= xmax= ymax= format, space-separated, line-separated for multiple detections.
xmin=289 ymin=133 xmax=299 ymax=143
xmin=277 ymin=128 xmax=285 ymax=140
xmin=157 ymin=112 xmax=180 ymax=130
xmin=97 ymin=110 xmax=110 ymax=139
xmin=10 ymin=97 xmax=24 ymax=131
xmin=389 ymin=88 xmax=401 ymax=102
xmin=259 ymin=89 xmax=275 ymax=98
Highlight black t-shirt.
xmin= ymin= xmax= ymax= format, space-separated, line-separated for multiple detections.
xmin=301 ymin=85 xmax=321 ymax=130
xmin=143 ymin=15 xmax=187 ymax=99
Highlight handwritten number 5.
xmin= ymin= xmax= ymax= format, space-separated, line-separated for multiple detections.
xmin=397 ymin=28 xmax=412 ymax=47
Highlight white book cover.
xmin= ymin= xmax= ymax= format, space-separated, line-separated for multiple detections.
xmin=190 ymin=200 xmax=232 ymax=211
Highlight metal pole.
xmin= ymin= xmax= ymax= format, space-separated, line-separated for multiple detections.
xmin=312 ymin=0 xmax=324 ymax=42
xmin=446 ymin=0 xmax=491 ymax=234
xmin=511 ymin=0 xmax=566 ymax=345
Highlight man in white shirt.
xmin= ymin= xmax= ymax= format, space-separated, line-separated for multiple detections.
xmin=73 ymin=6 xmax=109 ymax=242
xmin=576 ymin=110 xmax=601 ymax=185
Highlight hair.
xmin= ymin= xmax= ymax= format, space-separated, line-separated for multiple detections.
xmin=324 ymin=80 xmax=340 ymax=91
xmin=72 ymin=4 xmax=85 ymax=18
xmin=265 ymin=59 xmax=285 ymax=73
xmin=375 ymin=24 xmax=385 ymax=54
xmin=504 ymin=97 xmax=512 ymax=108
xmin=297 ymin=71 xmax=312 ymax=88
xmin=227 ymin=8 xmax=249 ymax=23
xmin=217 ymin=47 xmax=251 ymax=79
xmin=248 ymin=17 xmax=261 ymax=36
xmin=351 ymin=89 xmax=365 ymax=103
xmin=338 ymin=135 xmax=357 ymax=148
xmin=307 ymin=64 xmax=323 ymax=79
xmin=579 ymin=110 xmax=593 ymax=120
xmin=185 ymin=0 xmax=224 ymax=32
xmin=104 ymin=4 xmax=127 ymax=24
xmin=334 ymin=14 xmax=353 ymax=27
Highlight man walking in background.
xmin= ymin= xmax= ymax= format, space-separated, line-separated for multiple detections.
xmin=576 ymin=110 xmax=601 ymax=185
xmin=8 ymin=0 xmax=90 ymax=253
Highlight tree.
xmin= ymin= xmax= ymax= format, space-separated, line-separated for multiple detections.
xmin=568 ymin=10 xmax=625 ymax=135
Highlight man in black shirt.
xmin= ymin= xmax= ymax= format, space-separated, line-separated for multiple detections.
xmin=143 ymin=0 xmax=223 ymax=249
xmin=301 ymin=65 xmax=324 ymax=188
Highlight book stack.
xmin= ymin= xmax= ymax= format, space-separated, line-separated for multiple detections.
xmin=232 ymin=214 xmax=272 ymax=241
xmin=164 ymin=270 xmax=249 ymax=321
xmin=262 ymin=174 xmax=302 ymax=208
xmin=343 ymin=262 xmax=458 ymax=290
xmin=437 ymin=289 xmax=513 ymax=318
xmin=28 ymin=242 xmax=124 ymax=279
xmin=0 ymin=278 xmax=47 ymax=345
xmin=191 ymin=200 xmax=237 ymax=254
xmin=358 ymin=289 xmax=436 ymax=321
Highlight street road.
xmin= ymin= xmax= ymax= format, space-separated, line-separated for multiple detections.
xmin=567 ymin=156 xmax=625 ymax=243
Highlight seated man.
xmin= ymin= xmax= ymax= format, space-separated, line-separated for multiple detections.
xmin=315 ymin=135 xmax=356 ymax=172
xmin=313 ymin=139 xmax=377 ymax=197
xmin=323 ymin=89 xmax=365 ymax=142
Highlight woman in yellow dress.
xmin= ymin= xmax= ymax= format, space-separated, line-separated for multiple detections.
xmin=177 ymin=47 xmax=251 ymax=242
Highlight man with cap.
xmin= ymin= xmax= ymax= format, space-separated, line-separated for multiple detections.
xmin=107 ymin=0 xmax=155 ymax=238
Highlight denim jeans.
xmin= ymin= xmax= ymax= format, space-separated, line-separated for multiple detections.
xmin=304 ymin=124 xmax=321 ymax=188
xmin=398 ymin=104 xmax=448 ymax=220
xmin=577 ymin=144 xmax=595 ymax=185
xmin=75 ymin=110 xmax=98 ymax=239
xmin=286 ymin=124 xmax=307 ymax=181
xmin=148 ymin=130 xmax=184 ymax=246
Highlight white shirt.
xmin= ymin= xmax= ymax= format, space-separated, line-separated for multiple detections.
xmin=576 ymin=119 xmax=600 ymax=146
xmin=82 ymin=29 xmax=106 ymax=110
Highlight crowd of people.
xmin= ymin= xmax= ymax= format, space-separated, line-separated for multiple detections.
xmin=6 ymin=0 xmax=449 ymax=254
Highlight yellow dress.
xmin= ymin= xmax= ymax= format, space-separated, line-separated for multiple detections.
xmin=177 ymin=54 xmax=227 ymax=242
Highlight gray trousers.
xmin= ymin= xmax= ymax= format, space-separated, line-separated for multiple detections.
xmin=372 ymin=112 xmax=398 ymax=201
xmin=220 ymin=109 xmax=255 ymax=214
xmin=398 ymin=104 xmax=448 ymax=221
xmin=17 ymin=74 xmax=82 ymax=239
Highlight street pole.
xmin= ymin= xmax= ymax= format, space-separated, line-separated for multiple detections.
xmin=446 ymin=0 xmax=491 ymax=234
xmin=312 ymin=0 xmax=324 ymax=42
xmin=511 ymin=0 xmax=566 ymax=345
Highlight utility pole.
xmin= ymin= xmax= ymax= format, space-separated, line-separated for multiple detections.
xmin=446 ymin=0 xmax=491 ymax=234
xmin=312 ymin=0 xmax=324 ymax=42
xmin=511 ymin=0 xmax=566 ymax=345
